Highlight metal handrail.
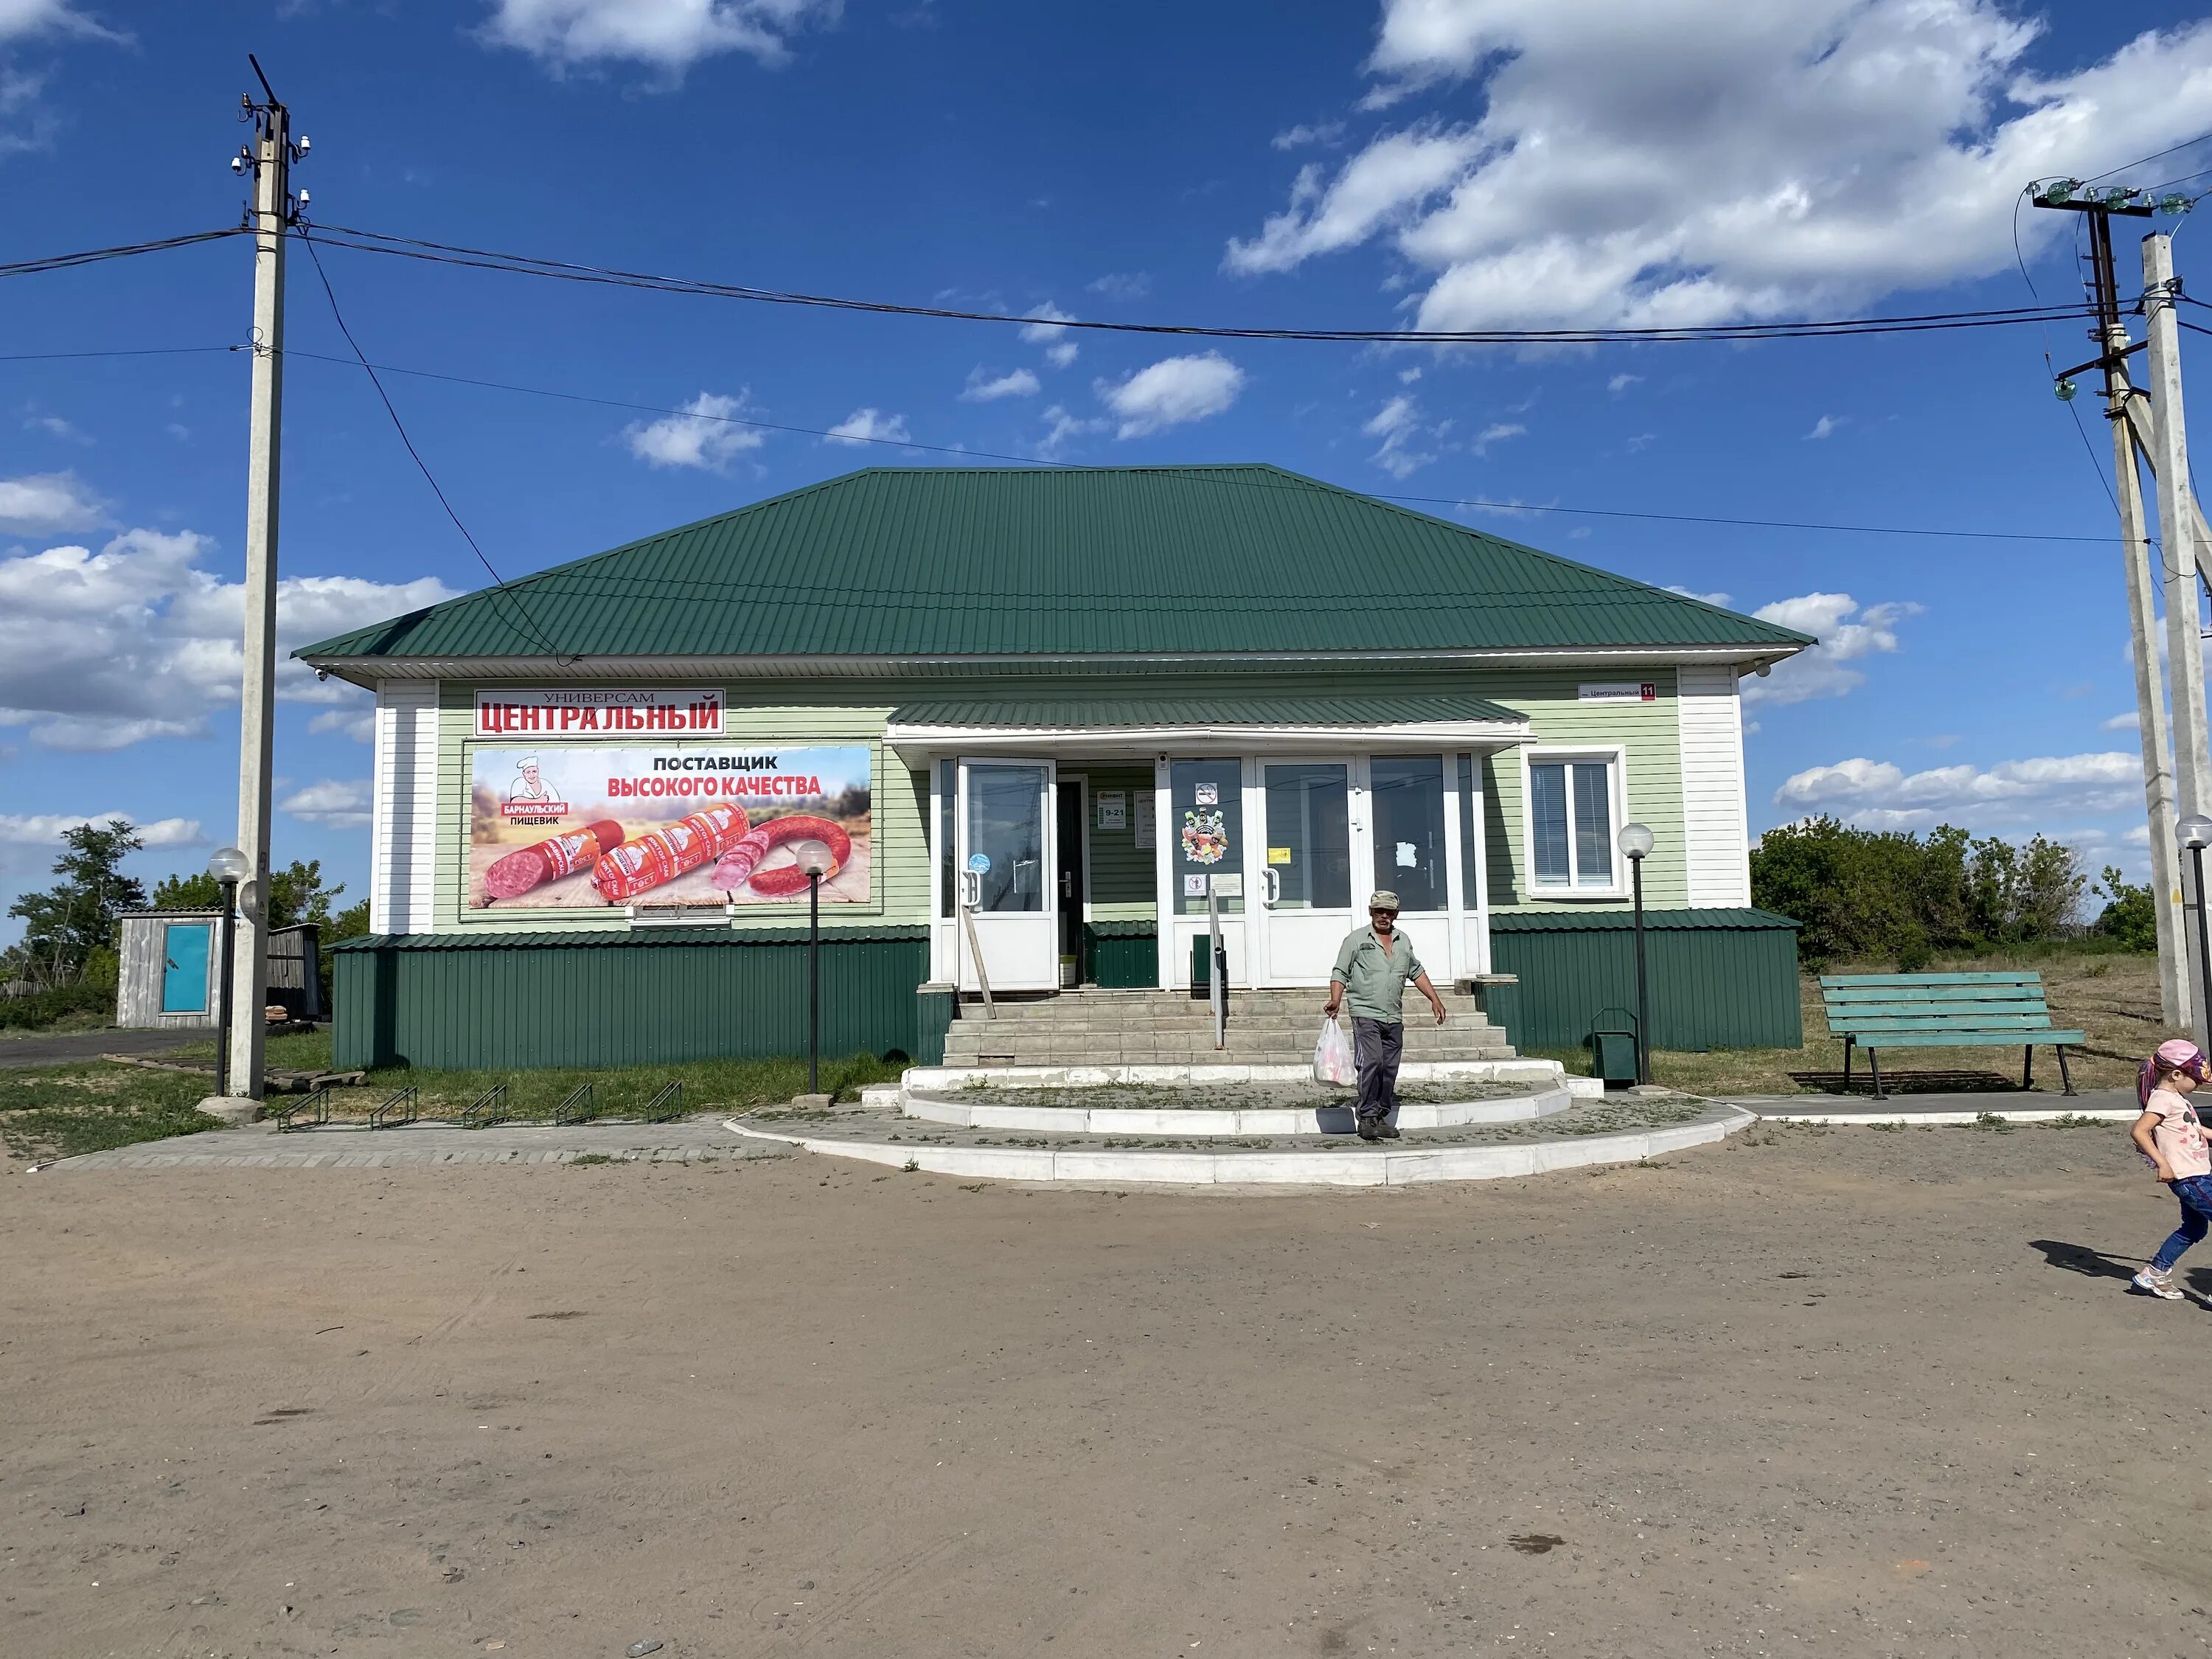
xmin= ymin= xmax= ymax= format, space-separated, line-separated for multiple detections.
xmin=1207 ymin=888 xmax=1227 ymax=1050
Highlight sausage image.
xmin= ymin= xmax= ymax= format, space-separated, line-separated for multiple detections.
xmin=481 ymin=820 xmax=624 ymax=901
xmin=709 ymin=813 xmax=853 ymax=894
xmin=591 ymin=803 xmax=748 ymax=902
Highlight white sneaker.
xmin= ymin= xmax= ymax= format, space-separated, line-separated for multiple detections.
xmin=2133 ymin=1270 xmax=2185 ymax=1301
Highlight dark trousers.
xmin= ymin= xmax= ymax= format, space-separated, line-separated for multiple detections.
xmin=1352 ymin=1018 xmax=1404 ymax=1121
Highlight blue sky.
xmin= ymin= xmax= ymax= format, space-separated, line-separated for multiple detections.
xmin=6 ymin=0 xmax=2212 ymax=933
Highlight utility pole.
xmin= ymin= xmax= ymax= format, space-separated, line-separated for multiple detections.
xmin=2144 ymin=232 xmax=2212 ymax=1045
xmin=218 ymin=58 xmax=306 ymax=1113
xmin=2038 ymin=183 xmax=2191 ymax=1026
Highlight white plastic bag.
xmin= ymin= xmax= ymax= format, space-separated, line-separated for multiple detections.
xmin=1313 ymin=1018 xmax=1357 ymax=1087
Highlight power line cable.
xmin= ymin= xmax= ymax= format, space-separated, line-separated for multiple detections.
xmin=294 ymin=232 xmax=574 ymax=660
xmin=300 ymin=223 xmax=2095 ymax=347
xmin=0 ymin=345 xmax=241 ymax=362
xmin=2086 ymin=132 xmax=2212 ymax=184
xmin=278 ymin=342 xmax=2121 ymax=546
xmin=0 ymin=228 xmax=246 ymax=279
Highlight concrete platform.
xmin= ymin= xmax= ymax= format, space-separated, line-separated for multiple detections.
xmin=40 ymin=1117 xmax=782 ymax=1172
xmin=721 ymin=1096 xmax=1753 ymax=1186
xmin=899 ymin=1078 xmax=1574 ymax=1136
xmin=1736 ymin=1088 xmax=2136 ymax=1124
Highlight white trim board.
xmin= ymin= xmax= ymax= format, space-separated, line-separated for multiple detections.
xmin=369 ymin=682 xmax=439 ymax=935
xmin=1677 ymin=664 xmax=1751 ymax=907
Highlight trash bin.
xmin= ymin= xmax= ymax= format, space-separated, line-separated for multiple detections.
xmin=1587 ymin=1006 xmax=1641 ymax=1088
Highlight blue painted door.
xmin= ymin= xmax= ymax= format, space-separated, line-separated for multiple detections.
xmin=161 ymin=922 xmax=212 ymax=1014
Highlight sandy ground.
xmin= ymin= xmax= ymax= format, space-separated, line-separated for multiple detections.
xmin=7 ymin=1124 xmax=2212 ymax=1658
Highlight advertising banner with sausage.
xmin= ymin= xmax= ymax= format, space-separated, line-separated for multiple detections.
xmin=468 ymin=744 xmax=871 ymax=910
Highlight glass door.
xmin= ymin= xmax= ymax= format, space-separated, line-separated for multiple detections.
xmin=1256 ymin=760 xmax=1354 ymax=984
xmin=956 ymin=759 xmax=1057 ymax=992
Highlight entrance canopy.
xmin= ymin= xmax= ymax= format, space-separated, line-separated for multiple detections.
xmin=885 ymin=690 xmax=1534 ymax=762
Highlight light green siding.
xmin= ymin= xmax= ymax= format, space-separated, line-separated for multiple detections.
xmin=1074 ymin=762 xmax=1156 ymax=922
xmin=1473 ymin=667 xmax=1688 ymax=914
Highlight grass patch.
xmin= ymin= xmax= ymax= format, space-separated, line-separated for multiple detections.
xmin=0 ymin=1064 xmax=223 ymax=1161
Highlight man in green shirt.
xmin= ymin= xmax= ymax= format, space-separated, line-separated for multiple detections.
xmin=1322 ymin=890 xmax=1449 ymax=1141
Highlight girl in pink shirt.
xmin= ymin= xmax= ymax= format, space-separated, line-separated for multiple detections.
xmin=2129 ymin=1038 xmax=2212 ymax=1300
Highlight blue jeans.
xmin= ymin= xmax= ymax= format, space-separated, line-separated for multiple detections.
xmin=2150 ymin=1175 xmax=2212 ymax=1273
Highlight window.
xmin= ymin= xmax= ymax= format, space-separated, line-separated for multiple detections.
xmin=1370 ymin=755 xmax=1448 ymax=912
xmin=1171 ymin=759 xmax=1243 ymax=915
xmin=937 ymin=759 xmax=956 ymax=917
xmin=1527 ymin=751 xmax=1621 ymax=891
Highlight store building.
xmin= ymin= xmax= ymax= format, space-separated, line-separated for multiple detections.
xmin=298 ymin=465 xmax=1809 ymax=1071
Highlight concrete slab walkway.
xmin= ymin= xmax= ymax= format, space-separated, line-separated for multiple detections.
xmin=42 ymin=1116 xmax=786 ymax=1172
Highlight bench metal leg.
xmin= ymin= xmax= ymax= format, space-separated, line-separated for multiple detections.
xmin=2057 ymin=1046 xmax=2076 ymax=1097
xmin=2023 ymin=1046 xmax=2034 ymax=1091
xmin=1842 ymin=1038 xmax=1853 ymax=1094
xmin=1868 ymin=1048 xmax=1886 ymax=1102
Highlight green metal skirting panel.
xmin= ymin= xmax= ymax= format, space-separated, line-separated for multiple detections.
xmin=334 ymin=935 xmax=935 ymax=1071
xmin=1489 ymin=908 xmax=1799 ymax=931
xmin=1489 ymin=912 xmax=1801 ymax=1051
xmin=1082 ymin=923 xmax=1158 ymax=990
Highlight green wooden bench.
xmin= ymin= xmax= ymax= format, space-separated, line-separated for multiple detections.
xmin=1819 ymin=972 xmax=2084 ymax=1099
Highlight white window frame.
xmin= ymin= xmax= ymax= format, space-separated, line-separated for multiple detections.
xmin=1519 ymin=744 xmax=1630 ymax=900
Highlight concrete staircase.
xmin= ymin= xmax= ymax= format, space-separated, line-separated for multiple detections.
xmin=939 ymin=987 xmax=1517 ymax=1069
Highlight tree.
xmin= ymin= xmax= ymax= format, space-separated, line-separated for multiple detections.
xmin=6 ymin=819 xmax=147 ymax=985
xmin=153 ymin=858 xmax=348 ymax=930
xmin=2095 ymin=866 xmax=2159 ymax=951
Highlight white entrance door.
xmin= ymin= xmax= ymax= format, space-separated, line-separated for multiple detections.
xmin=1256 ymin=759 xmax=1357 ymax=985
xmin=956 ymin=759 xmax=1057 ymax=992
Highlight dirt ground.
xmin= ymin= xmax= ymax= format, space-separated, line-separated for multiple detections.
xmin=7 ymin=1124 xmax=2212 ymax=1658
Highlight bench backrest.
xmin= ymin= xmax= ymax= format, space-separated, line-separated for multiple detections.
xmin=1818 ymin=971 xmax=2056 ymax=1037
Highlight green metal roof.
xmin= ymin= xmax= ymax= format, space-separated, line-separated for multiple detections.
xmin=296 ymin=465 xmax=1812 ymax=664
xmin=1489 ymin=908 xmax=1801 ymax=931
xmin=886 ymin=691 xmax=1526 ymax=728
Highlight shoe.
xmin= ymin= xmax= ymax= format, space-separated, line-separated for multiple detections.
xmin=1356 ymin=1116 xmax=1382 ymax=1142
xmin=1376 ymin=1118 xmax=1402 ymax=1139
xmin=2133 ymin=1270 xmax=2185 ymax=1301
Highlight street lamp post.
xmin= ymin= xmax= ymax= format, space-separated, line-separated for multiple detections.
xmin=206 ymin=846 xmax=252 ymax=1099
xmin=2180 ymin=815 xmax=2212 ymax=1046
xmin=1617 ymin=822 xmax=1656 ymax=1086
xmin=795 ymin=842 xmax=835 ymax=1097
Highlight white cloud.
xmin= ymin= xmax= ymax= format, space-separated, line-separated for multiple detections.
xmin=825 ymin=407 xmax=911 ymax=446
xmin=2104 ymin=710 xmax=2142 ymax=732
xmin=1472 ymin=420 xmax=1525 ymax=456
xmin=1230 ymin=2 xmax=2212 ymax=332
xmin=1018 ymin=302 xmax=1074 ymax=344
xmin=24 ymin=414 xmax=88 ymax=443
xmin=1225 ymin=123 xmax=1485 ymax=275
xmin=1087 ymin=272 xmax=1152 ymax=300
xmin=1096 ymin=352 xmax=1246 ymax=439
xmin=1043 ymin=341 xmax=1079 ymax=369
xmin=479 ymin=0 xmax=838 ymax=73
xmin=622 ymin=390 xmax=765 ymax=471
xmin=308 ymin=706 xmax=376 ymax=742
xmin=1607 ymin=373 xmax=1642 ymax=394
xmin=1773 ymin=751 xmax=2143 ymax=829
xmin=1363 ymin=394 xmax=1436 ymax=479
xmin=961 ymin=366 xmax=1041 ymax=403
xmin=0 ymin=1 xmax=123 ymax=44
xmin=1744 ymin=591 xmax=1919 ymax=704
xmin=1037 ymin=404 xmax=1107 ymax=460
xmin=0 ymin=811 xmax=198 ymax=846
xmin=0 ymin=526 xmax=456 ymax=751
xmin=280 ymin=779 xmax=372 ymax=830
xmin=1806 ymin=414 xmax=1846 ymax=441
xmin=1666 ymin=585 xmax=1733 ymax=606
xmin=0 ymin=469 xmax=105 ymax=534
xmin=1273 ymin=119 xmax=1346 ymax=150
